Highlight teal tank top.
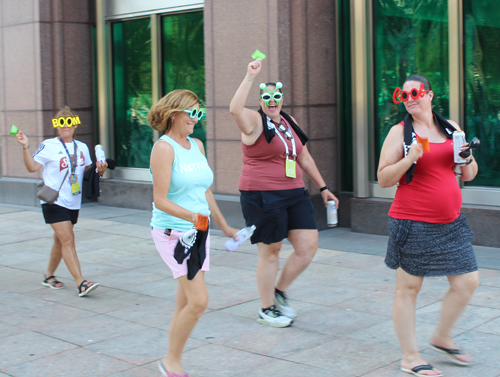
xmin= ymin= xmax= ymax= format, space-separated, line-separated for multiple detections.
xmin=151 ymin=135 xmax=214 ymax=232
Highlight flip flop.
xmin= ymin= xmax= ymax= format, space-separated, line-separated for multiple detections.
xmin=430 ymin=344 xmax=472 ymax=366
xmin=401 ymin=364 xmax=443 ymax=377
xmin=158 ymin=361 xmax=189 ymax=377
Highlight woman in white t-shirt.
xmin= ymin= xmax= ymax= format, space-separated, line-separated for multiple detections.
xmin=16 ymin=106 xmax=107 ymax=297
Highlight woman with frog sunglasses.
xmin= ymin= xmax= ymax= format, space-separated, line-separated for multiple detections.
xmin=229 ymin=58 xmax=339 ymax=328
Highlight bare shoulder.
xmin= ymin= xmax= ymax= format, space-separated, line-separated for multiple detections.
xmin=151 ymin=139 xmax=174 ymax=160
xmin=192 ymin=138 xmax=206 ymax=156
xmin=447 ymin=119 xmax=462 ymax=131
xmin=386 ymin=123 xmax=404 ymax=140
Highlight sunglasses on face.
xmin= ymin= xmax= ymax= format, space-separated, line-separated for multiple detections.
xmin=260 ymin=82 xmax=284 ymax=106
xmin=393 ymin=83 xmax=430 ymax=104
xmin=183 ymin=108 xmax=204 ymax=120
xmin=52 ymin=115 xmax=81 ymax=128
xmin=261 ymin=92 xmax=283 ymax=103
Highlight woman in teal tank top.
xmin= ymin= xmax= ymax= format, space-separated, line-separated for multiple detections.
xmin=149 ymin=90 xmax=238 ymax=377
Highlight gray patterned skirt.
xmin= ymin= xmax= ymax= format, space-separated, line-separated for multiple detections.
xmin=385 ymin=213 xmax=478 ymax=277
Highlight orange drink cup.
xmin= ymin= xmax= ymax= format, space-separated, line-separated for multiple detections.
xmin=417 ymin=136 xmax=430 ymax=152
xmin=195 ymin=214 xmax=209 ymax=231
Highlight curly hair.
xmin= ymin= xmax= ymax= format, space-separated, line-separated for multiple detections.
xmin=148 ymin=90 xmax=200 ymax=133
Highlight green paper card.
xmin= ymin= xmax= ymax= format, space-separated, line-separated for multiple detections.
xmin=10 ymin=125 xmax=18 ymax=136
xmin=252 ymin=50 xmax=266 ymax=60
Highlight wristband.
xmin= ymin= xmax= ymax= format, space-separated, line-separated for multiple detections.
xmin=23 ymin=145 xmax=29 ymax=150
xmin=320 ymin=186 xmax=329 ymax=192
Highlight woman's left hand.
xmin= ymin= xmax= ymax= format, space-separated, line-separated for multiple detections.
xmin=321 ymin=189 xmax=339 ymax=209
xmin=97 ymin=161 xmax=108 ymax=176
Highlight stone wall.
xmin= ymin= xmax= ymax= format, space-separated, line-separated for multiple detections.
xmin=0 ymin=0 xmax=95 ymax=180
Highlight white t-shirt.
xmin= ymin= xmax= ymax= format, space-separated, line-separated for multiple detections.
xmin=33 ymin=138 xmax=92 ymax=209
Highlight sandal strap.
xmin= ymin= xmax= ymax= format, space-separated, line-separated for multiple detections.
xmin=412 ymin=364 xmax=435 ymax=373
xmin=44 ymin=275 xmax=56 ymax=282
xmin=78 ymin=280 xmax=89 ymax=292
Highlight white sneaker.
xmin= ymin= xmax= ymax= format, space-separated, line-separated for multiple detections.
xmin=257 ymin=305 xmax=292 ymax=328
xmin=274 ymin=292 xmax=297 ymax=319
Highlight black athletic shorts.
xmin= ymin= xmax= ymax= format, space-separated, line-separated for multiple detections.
xmin=41 ymin=204 xmax=79 ymax=225
xmin=240 ymin=188 xmax=317 ymax=245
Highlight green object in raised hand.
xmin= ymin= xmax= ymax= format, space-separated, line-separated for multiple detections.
xmin=10 ymin=125 xmax=18 ymax=136
xmin=252 ymin=50 xmax=266 ymax=60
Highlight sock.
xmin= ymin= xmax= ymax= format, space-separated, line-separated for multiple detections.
xmin=275 ymin=288 xmax=286 ymax=298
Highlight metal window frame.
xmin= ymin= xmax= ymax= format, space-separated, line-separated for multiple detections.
xmin=105 ymin=0 xmax=204 ymax=21
xmin=96 ymin=1 xmax=203 ymax=182
xmin=350 ymin=0 xmax=370 ymax=198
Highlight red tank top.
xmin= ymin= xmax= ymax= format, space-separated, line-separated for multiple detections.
xmin=238 ymin=117 xmax=305 ymax=191
xmin=388 ymin=126 xmax=462 ymax=224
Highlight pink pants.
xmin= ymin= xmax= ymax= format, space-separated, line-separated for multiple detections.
xmin=151 ymin=227 xmax=210 ymax=279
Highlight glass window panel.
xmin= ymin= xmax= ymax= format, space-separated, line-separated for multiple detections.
xmin=112 ymin=18 xmax=153 ymax=168
xmin=373 ymin=0 xmax=449 ymax=170
xmin=162 ymin=11 xmax=205 ymax=145
xmin=464 ymin=1 xmax=500 ymax=187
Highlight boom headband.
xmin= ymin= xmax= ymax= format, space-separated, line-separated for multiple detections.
xmin=393 ymin=83 xmax=429 ymax=104
xmin=260 ymin=82 xmax=283 ymax=106
xmin=52 ymin=115 xmax=81 ymax=128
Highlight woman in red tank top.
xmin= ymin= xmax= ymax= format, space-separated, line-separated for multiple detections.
xmin=377 ymin=75 xmax=479 ymax=376
xmin=229 ymin=58 xmax=339 ymax=328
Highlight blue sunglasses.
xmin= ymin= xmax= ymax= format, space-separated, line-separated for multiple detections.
xmin=183 ymin=108 xmax=204 ymax=120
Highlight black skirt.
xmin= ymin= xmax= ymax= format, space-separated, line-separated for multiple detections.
xmin=385 ymin=213 xmax=478 ymax=277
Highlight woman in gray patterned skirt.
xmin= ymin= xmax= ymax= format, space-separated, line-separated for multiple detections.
xmin=377 ymin=75 xmax=479 ymax=377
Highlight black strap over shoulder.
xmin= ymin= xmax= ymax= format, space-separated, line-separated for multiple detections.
xmin=403 ymin=111 xmax=457 ymax=184
xmin=258 ymin=108 xmax=309 ymax=145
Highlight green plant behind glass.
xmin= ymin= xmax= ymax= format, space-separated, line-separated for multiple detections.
xmin=464 ymin=0 xmax=500 ymax=187
xmin=112 ymin=18 xmax=153 ymax=168
xmin=373 ymin=0 xmax=449 ymax=170
xmin=162 ymin=12 xmax=206 ymax=146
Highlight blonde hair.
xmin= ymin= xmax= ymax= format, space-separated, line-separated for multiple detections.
xmin=55 ymin=105 xmax=76 ymax=118
xmin=148 ymin=90 xmax=200 ymax=133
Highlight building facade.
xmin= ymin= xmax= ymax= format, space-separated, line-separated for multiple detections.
xmin=0 ymin=0 xmax=499 ymax=246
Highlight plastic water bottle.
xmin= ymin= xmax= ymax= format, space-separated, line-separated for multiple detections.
xmin=95 ymin=145 xmax=106 ymax=164
xmin=225 ymin=225 xmax=256 ymax=252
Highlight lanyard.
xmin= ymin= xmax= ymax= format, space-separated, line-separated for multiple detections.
xmin=58 ymin=138 xmax=77 ymax=174
xmin=266 ymin=116 xmax=296 ymax=159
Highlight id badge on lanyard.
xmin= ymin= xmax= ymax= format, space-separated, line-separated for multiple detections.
xmin=59 ymin=138 xmax=80 ymax=195
xmin=285 ymin=158 xmax=296 ymax=178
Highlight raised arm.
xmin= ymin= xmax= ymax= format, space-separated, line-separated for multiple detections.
xmin=229 ymin=59 xmax=264 ymax=137
xmin=377 ymin=125 xmax=423 ymax=188
xmin=16 ymin=131 xmax=42 ymax=173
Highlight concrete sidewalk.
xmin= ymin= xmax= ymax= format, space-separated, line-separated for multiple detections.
xmin=0 ymin=203 xmax=499 ymax=377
